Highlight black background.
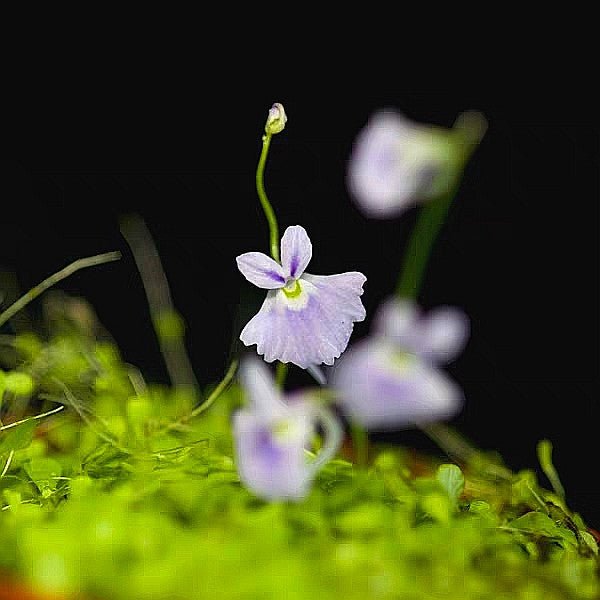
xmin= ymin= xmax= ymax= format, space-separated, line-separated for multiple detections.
xmin=1 ymin=83 xmax=599 ymax=525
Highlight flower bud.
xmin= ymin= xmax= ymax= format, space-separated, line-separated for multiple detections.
xmin=265 ymin=102 xmax=287 ymax=135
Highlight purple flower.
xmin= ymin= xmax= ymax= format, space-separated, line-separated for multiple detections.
xmin=331 ymin=298 xmax=469 ymax=430
xmin=346 ymin=110 xmax=457 ymax=219
xmin=236 ymin=225 xmax=367 ymax=369
xmin=233 ymin=357 xmax=343 ymax=501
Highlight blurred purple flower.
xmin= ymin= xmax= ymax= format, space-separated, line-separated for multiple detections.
xmin=233 ymin=357 xmax=343 ymax=500
xmin=347 ymin=110 xmax=457 ymax=219
xmin=237 ymin=225 xmax=367 ymax=369
xmin=331 ymin=298 xmax=469 ymax=430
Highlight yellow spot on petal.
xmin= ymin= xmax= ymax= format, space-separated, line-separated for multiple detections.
xmin=391 ymin=351 xmax=417 ymax=373
xmin=282 ymin=279 xmax=302 ymax=298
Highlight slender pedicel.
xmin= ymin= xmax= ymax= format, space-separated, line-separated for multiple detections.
xmin=0 ymin=252 xmax=121 ymax=329
xmin=256 ymin=103 xmax=287 ymax=262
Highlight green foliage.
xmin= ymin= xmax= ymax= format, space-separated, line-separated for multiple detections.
xmin=1 ymin=299 xmax=599 ymax=599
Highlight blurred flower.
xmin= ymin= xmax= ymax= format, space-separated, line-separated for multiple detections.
xmin=233 ymin=357 xmax=342 ymax=500
xmin=236 ymin=225 xmax=366 ymax=369
xmin=331 ymin=298 xmax=468 ymax=429
xmin=346 ymin=109 xmax=460 ymax=219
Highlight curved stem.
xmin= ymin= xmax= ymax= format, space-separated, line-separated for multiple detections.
xmin=0 ymin=252 xmax=121 ymax=329
xmin=188 ymin=359 xmax=238 ymax=420
xmin=256 ymin=133 xmax=280 ymax=261
xmin=164 ymin=359 xmax=239 ymax=432
xmin=0 ymin=405 xmax=64 ymax=432
xmin=120 ymin=214 xmax=199 ymax=394
xmin=309 ymin=405 xmax=343 ymax=475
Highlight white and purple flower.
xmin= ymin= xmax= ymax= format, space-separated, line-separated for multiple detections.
xmin=236 ymin=225 xmax=367 ymax=369
xmin=233 ymin=357 xmax=343 ymax=501
xmin=346 ymin=110 xmax=457 ymax=219
xmin=331 ymin=298 xmax=469 ymax=430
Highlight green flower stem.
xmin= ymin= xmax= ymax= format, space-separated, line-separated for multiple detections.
xmin=395 ymin=191 xmax=455 ymax=299
xmin=187 ymin=359 xmax=239 ymax=420
xmin=256 ymin=129 xmax=287 ymax=387
xmin=275 ymin=362 xmax=288 ymax=389
xmin=396 ymin=111 xmax=486 ymax=300
xmin=395 ymin=111 xmax=491 ymax=470
xmin=256 ymin=132 xmax=280 ymax=262
xmin=350 ymin=422 xmax=369 ymax=468
xmin=0 ymin=252 xmax=121 ymax=329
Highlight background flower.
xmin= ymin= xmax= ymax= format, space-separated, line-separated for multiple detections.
xmin=347 ymin=109 xmax=465 ymax=219
xmin=233 ymin=357 xmax=342 ymax=500
xmin=331 ymin=298 xmax=468 ymax=430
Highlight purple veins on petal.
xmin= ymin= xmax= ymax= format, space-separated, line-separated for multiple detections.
xmin=290 ymin=256 xmax=299 ymax=278
xmin=280 ymin=225 xmax=312 ymax=279
xmin=266 ymin=270 xmax=286 ymax=284
xmin=236 ymin=252 xmax=286 ymax=289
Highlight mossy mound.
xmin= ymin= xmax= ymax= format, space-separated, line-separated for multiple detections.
xmin=1 ymin=304 xmax=599 ymax=600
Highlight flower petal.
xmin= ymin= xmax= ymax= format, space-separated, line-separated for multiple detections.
xmin=373 ymin=297 xmax=420 ymax=346
xmin=240 ymin=272 xmax=366 ymax=369
xmin=417 ymin=306 xmax=470 ymax=364
xmin=239 ymin=356 xmax=288 ymax=418
xmin=347 ymin=111 xmax=422 ymax=218
xmin=373 ymin=298 xmax=469 ymax=365
xmin=280 ymin=225 xmax=312 ymax=279
xmin=233 ymin=409 xmax=314 ymax=500
xmin=236 ymin=252 xmax=286 ymax=289
xmin=332 ymin=338 xmax=463 ymax=430
xmin=347 ymin=110 xmax=455 ymax=219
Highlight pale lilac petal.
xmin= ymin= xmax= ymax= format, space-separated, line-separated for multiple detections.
xmin=236 ymin=252 xmax=286 ymax=289
xmin=239 ymin=356 xmax=287 ymax=418
xmin=332 ymin=338 xmax=463 ymax=430
xmin=240 ymin=272 xmax=366 ymax=369
xmin=347 ymin=110 xmax=454 ymax=219
xmin=417 ymin=307 xmax=470 ymax=364
xmin=280 ymin=225 xmax=312 ymax=279
xmin=347 ymin=111 xmax=422 ymax=219
xmin=233 ymin=408 xmax=314 ymax=500
xmin=374 ymin=297 xmax=421 ymax=346
xmin=374 ymin=298 xmax=469 ymax=365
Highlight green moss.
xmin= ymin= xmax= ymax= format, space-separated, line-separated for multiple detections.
xmin=1 ymin=310 xmax=599 ymax=599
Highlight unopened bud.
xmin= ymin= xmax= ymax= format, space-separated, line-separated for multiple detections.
xmin=265 ymin=102 xmax=287 ymax=135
